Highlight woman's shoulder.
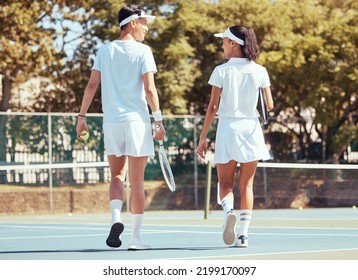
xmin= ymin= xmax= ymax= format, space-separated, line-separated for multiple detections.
xmin=214 ymin=60 xmax=231 ymax=70
xmin=250 ymin=60 xmax=267 ymax=70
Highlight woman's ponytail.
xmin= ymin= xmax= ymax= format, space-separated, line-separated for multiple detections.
xmin=230 ymin=26 xmax=260 ymax=61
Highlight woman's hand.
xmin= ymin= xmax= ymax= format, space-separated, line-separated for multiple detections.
xmin=197 ymin=137 xmax=208 ymax=160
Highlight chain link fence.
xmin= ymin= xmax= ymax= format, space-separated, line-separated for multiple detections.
xmin=0 ymin=113 xmax=357 ymax=214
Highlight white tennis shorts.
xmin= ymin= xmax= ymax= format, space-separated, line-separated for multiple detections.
xmin=103 ymin=121 xmax=154 ymax=157
xmin=214 ymin=117 xmax=271 ymax=164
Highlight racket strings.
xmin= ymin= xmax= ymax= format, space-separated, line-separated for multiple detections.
xmin=159 ymin=151 xmax=176 ymax=191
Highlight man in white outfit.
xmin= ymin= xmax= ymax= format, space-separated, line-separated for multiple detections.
xmin=76 ymin=4 xmax=165 ymax=250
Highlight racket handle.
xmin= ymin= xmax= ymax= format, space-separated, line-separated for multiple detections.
xmin=155 ymin=124 xmax=164 ymax=145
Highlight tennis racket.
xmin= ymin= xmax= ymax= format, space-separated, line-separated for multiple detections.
xmin=258 ymin=87 xmax=269 ymax=125
xmin=155 ymin=124 xmax=176 ymax=192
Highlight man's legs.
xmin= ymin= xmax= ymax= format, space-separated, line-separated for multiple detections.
xmin=127 ymin=156 xmax=150 ymax=250
xmin=106 ymin=155 xmax=127 ymax=248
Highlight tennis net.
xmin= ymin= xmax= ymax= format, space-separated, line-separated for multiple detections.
xmin=0 ymin=161 xmax=357 ymax=214
xmin=250 ymin=162 xmax=358 ymax=209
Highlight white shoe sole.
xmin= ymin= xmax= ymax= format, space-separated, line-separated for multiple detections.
xmin=128 ymin=244 xmax=151 ymax=251
xmin=237 ymin=241 xmax=248 ymax=248
xmin=235 ymin=235 xmax=248 ymax=248
xmin=223 ymin=213 xmax=237 ymax=245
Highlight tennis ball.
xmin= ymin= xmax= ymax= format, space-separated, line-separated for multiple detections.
xmin=352 ymin=205 xmax=356 ymax=209
xmin=79 ymin=130 xmax=89 ymax=141
xmin=298 ymin=206 xmax=303 ymax=210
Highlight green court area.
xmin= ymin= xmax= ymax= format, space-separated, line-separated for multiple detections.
xmin=0 ymin=208 xmax=357 ymax=260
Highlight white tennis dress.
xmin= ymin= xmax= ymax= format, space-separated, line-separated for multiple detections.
xmin=92 ymin=40 xmax=157 ymax=157
xmin=208 ymin=58 xmax=271 ymax=163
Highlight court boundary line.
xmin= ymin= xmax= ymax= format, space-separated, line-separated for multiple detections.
xmin=1 ymin=224 xmax=358 ymax=241
xmin=2 ymin=223 xmax=358 ymax=231
xmin=160 ymin=247 xmax=358 ymax=260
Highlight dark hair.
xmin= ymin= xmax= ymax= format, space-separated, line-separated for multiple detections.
xmin=229 ymin=26 xmax=260 ymax=61
xmin=117 ymin=4 xmax=142 ymax=28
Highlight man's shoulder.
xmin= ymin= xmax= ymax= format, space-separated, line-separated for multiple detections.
xmin=134 ymin=41 xmax=152 ymax=51
xmin=96 ymin=41 xmax=113 ymax=53
xmin=96 ymin=40 xmax=153 ymax=59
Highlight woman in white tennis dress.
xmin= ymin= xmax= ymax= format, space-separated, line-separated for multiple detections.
xmin=197 ymin=26 xmax=274 ymax=248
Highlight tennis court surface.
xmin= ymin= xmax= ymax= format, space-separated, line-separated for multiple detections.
xmin=1 ymin=208 xmax=357 ymax=260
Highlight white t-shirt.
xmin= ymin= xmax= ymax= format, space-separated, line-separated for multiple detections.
xmin=92 ymin=40 xmax=157 ymax=123
xmin=208 ymin=58 xmax=270 ymax=119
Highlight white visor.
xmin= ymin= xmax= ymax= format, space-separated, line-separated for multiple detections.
xmin=119 ymin=11 xmax=156 ymax=27
xmin=214 ymin=28 xmax=245 ymax=46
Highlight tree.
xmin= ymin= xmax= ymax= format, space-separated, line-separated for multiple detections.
xmin=0 ymin=0 xmax=90 ymax=111
xmin=257 ymin=0 xmax=358 ymax=162
xmin=0 ymin=0 xmax=103 ymax=166
xmin=2 ymin=0 xmax=356 ymax=163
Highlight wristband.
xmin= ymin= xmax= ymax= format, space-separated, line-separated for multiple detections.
xmin=78 ymin=114 xmax=86 ymax=118
xmin=152 ymin=110 xmax=163 ymax=121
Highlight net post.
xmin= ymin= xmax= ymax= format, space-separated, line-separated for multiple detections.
xmin=263 ymin=166 xmax=268 ymax=206
xmin=47 ymin=113 xmax=53 ymax=213
xmin=193 ymin=115 xmax=200 ymax=209
xmin=204 ymin=151 xmax=213 ymax=219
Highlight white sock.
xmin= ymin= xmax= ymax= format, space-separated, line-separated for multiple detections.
xmin=238 ymin=210 xmax=252 ymax=236
xmin=131 ymin=214 xmax=143 ymax=240
xmin=221 ymin=193 xmax=234 ymax=215
xmin=110 ymin=199 xmax=123 ymax=225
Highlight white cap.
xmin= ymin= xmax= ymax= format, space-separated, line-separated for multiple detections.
xmin=214 ymin=28 xmax=245 ymax=46
xmin=119 ymin=10 xmax=156 ymax=27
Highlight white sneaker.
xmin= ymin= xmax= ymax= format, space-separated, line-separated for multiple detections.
xmin=235 ymin=235 xmax=248 ymax=248
xmin=223 ymin=211 xmax=237 ymax=245
xmin=128 ymin=237 xmax=151 ymax=251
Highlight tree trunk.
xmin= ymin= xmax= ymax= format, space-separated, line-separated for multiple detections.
xmin=0 ymin=75 xmax=12 ymax=183
xmin=0 ymin=75 xmax=12 ymax=111
xmin=0 ymin=115 xmax=7 ymax=183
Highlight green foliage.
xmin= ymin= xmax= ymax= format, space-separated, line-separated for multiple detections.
xmin=0 ymin=0 xmax=97 ymax=111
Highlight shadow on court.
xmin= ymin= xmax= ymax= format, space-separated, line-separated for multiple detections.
xmin=0 ymin=246 xmax=231 ymax=255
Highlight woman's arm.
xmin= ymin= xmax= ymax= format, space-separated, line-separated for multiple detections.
xmin=263 ymin=87 xmax=274 ymax=111
xmin=197 ymin=86 xmax=222 ymax=160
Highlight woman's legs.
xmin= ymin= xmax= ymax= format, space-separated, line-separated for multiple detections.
xmin=237 ymin=160 xmax=258 ymax=247
xmin=217 ymin=160 xmax=237 ymax=210
xmin=217 ymin=160 xmax=259 ymax=247
xmin=217 ymin=160 xmax=238 ymax=245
